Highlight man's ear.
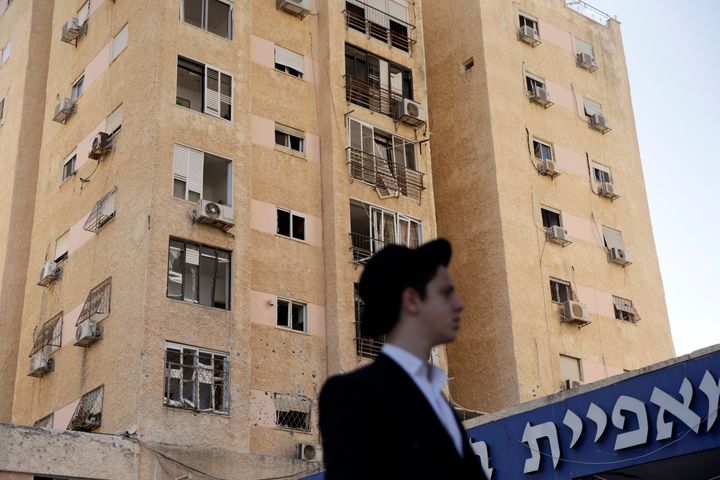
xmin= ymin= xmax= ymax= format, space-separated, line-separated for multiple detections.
xmin=400 ymin=287 xmax=421 ymax=315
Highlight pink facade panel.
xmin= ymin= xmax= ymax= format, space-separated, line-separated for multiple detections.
xmin=250 ymin=115 xmax=275 ymax=150
xmin=0 ymin=473 xmax=33 ymax=480
xmin=306 ymin=212 xmax=323 ymax=247
xmin=250 ymin=199 xmax=277 ymax=235
xmin=307 ymin=303 xmax=326 ymax=337
xmin=554 ymin=144 xmax=588 ymax=177
xmin=537 ymin=19 xmax=573 ymax=52
xmin=303 ymin=59 xmax=319 ymax=85
xmin=576 ymin=283 xmax=615 ymax=318
xmin=52 ymin=398 xmax=80 ymax=430
xmin=250 ymin=289 xmax=277 ymax=328
xmin=68 ymin=212 xmax=96 ymax=255
xmin=84 ymin=43 xmax=111 ymax=90
xmin=60 ymin=304 xmax=83 ymax=347
xmin=562 ymin=212 xmax=602 ymax=246
xmin=582 ymin=358 xmax=608 ymax=383
xmin=575 ymin=92 xmax=587 ymax=118
xmin=305 ymin=132 xmax=320 ymax=162
xmin=544 ymin=80 xmax=574 ymax=111
xmin=250 ymin=35 xmax=275 ymax=70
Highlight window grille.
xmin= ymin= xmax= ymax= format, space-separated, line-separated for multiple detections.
xmin=68 ymin=385 xmax=104 ymax=432
xmin=164 ymin=346 xmax=229 ymax=414
xmin=77 ymin=277 xmax=112 ymax=325
xmin=30 ymin=312 xmax=63 ymax=356
xmin=83 ymin=187 xmax=117 ymax=233
xmin=34 ymin=413 xmax=54 ymax=428
xmin=273 ymin=393 xmax=312 ymax=432
xmin=613 ymin=296 xmax=639 ymax=323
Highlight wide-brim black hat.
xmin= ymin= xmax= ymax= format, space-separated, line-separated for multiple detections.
xmin=358 ymin=238 xmax=452 ymax=338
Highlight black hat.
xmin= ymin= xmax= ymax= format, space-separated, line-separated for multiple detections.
xmin=358 ymin=238 xmax=452 ymax=338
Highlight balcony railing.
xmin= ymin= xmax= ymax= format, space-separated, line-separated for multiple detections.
xmin=344 ymin=0 xmax=416 ymax=53
xmin=347 ymin=147 xmax=424 ymax=202
xmin=355 ymin=335 xmax=386 ymax=359
xmin=564 ymin=0 xmax=612 ymax=25
xmin=350 ymin=232 xmax=387 ymax=263
xmin=345 ymin=76 xmax=403 ymax=117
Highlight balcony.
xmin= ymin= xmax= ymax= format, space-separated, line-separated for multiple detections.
xmin=564 ymin=0 xmax=613 ymax=25
xmin=350 ymin=232 xmax=387 ymax=264
xmin=345 ymin=76 xmax=403 ymax=117
xmin=344 ymin=0 xmax=415 ymax=53
xmin=347 ymin=147 xmax=424 ymax=202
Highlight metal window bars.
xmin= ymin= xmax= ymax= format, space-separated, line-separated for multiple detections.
xmin=613 ymin=296 xmax=639 ymax=322
xmin=83 ymin=187 xmax=117 ymax=233
xmin=163 ymin=348 xmax=230 ymax=414
xmin=273 ymin=393 xmax=312 ymax=432
xmin=76 ymin=277 xmax=112 ymax=326
xmin=344 ymin=0 xmax=416 ymax=53
xmin=34 ymin=412 xmax=54 ymax=428
xmin=68 ymin=385 xmax=104 ymax=432
xmin=345 ymin=76 xmax=403 ymax=118
xmin=347 ymin=147 xmax=424 ymax=202
xmin=349 ymin=232 xmax=387 ymax=264
xmin=549 ymin=277 xmax=578 ymax=303
xmin=29 ymin=312 xmax=63 ymax=356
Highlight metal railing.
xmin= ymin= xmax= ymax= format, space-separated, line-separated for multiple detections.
xmin=564 ymin=0 xmax=612 ymax=25
xmin=345 ymin=76 xmax=403 ymax=117
xmin=347 ymin=147 xmax=424 ymax=202
xmin=355 ymin=336 xmax=386 ymax=359
xmin=350 ymin=232 xmax=387 ymax=263
xmin=344 ymin=0 xmax=415 ymax=52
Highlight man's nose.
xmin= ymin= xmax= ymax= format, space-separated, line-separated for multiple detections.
xmin=453 ymin=296 xmax=464 ymax=312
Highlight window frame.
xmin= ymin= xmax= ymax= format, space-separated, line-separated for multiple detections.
xmin=613 ymin=295 xmax=638 ymax=323
xmin=276 ymin=297 xmax=308 ymax=333
xmin=176 ymin=55 xmax=233 ymax=121
xmin=0 ymin=97 xmax=5 ymax=124
xmin=549 ymin=277 xmax=572 ymax=304
xmin=166 ymin=238 xmax=232 ymax=310
xmin=54 ymin=231 xmax=70 ymax=263
xmin=525 ymin=72 xmax=546 ymax=95
xmin=274 ymin=45 xmax=304 ymax=79
xmin=540 ymin=206 xmax=562 ymax=229
xmin=519 ymin=12 xmax=539 ymax=34
xmin=61 ymin=153 xmax=77 ymax=183
xmin=533 ymin=138 xmax=553 ymax=161
xmin=180 ymin=0 xmax=233 ymax=39
xmin=172 ymin=143 xmax=233 ymax=205
xmin=592 ymin=162 xmax=612 ymax=183
xmin=276 ymin=207 xmax=306 ymax=241
xmin=71 ymin=74 xmax=85 ymax=101
xmin=274 ymin=124 xmax=305 ymax=154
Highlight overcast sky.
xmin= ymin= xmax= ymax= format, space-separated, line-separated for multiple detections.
xmin=585 ymin=0 xmax=720 ymax=355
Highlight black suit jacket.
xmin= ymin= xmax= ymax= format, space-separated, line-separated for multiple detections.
xmin=319 ymin=353 xmax=486 ymax=479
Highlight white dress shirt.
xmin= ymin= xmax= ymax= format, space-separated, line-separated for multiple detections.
xmin=381 ymin=343 xmax=464 ymax=456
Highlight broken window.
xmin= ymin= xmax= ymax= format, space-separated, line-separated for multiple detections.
xmin=273 ymin=393 xmax=311 ymax=432
xmin=173 ymin=144 xmax=232 ymax=205
xmin=533 ymin=139 xmax=553 ymax=161
xmin=34 ymin=413 xmax=54 ymax=428
xmin=276 ymin=298 xmax=307 ymax=333
xmin=30 ymin=312 xmax=63 ymax=356
xmin=176 ymin=56 xmax=232 ymax=120
xmin=167 ymin=239 xmax=231 ymax=310
xmin=354 ymin=283 xmax=385 ymax=358
xmin=77 ymin=277 xmax=112 ymax=326
xmin=541 ymin=207 xmax=561 ymax=229
xmin=68 ymin=385 xmax=104 ymax=432
xmin=613 ymin=296 xmax=638 ymax=323
xmin=83 ymin=187 xmax=117 ymax=233
xmin=519 ymin=12 xmax=538 ymax=34
xmin=549 ymin=277 xmax=573 ymax=304
xmin=275 ymin=124 xmax=305 ymax=153
xmin=525 ymin=73 xmax=545 ymax=95
xmin=181 ymin=0 xmax=233 ymax=39
xmin=349 ymin=200 xmax=422 ymax=262
xmin=274 ymin=46 xmax=304 ymax=79
xmin=276 ymin=208 xmax=306 ymax=241
xmin=164 ymin=343 xmax=229 ymax=414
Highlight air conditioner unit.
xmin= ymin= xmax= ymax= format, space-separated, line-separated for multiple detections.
xmin=28 ymin=350 xmax=53 ymax=377
xmin=194 ymin=199 xmax=234 ymax=229
xmin=296 ymin=443 xmax=319 ymax=461
xmin=590 ymin=113 xmax=610 ymax=133
xmin=530 ymin=86 xmax=553 ymax=107
xmin=609 ymin=247 xmax=631 ymax=266
xmin=577 ymin=52 xmax=597 ymax=71
xmin=547 ymin=225 xmax=571 ymax=246
xmin=395 ymin=98 xmax=427 ymax=127
xmin=74 ymin=320 xmax=101 ymax=347
xmin=53 ymin=98 xmax=76 ymax=124
xmin=277 ymin=0 xmax=311 ymax=18
xmin=562 ymin=300 xmax=590 ymax=325
xmin=562 ymin=379 xmax=582 ymax=391
xmin=37 ymin=261 xmax=61 ymax=287
xmin=598 ymin=182 xmax=619 ymax=199
xmin=61 ymin=17 xmax=82 ymax=44
xmin=88 ymin=132 xmax=112 ymax=160
xmin=538 ymin=159 xmax=559 ymax=177
xmin=519 ymin=25 xmax=540 ymax=46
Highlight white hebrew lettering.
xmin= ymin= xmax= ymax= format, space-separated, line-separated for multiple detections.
xmin=586 ymin=402 xmax=608 ymax=442
xmin=699 ymin=370 xmax=720 ymax=432
xmin=651 ymin=378 xmax=701 ymax=440
xmin=563 ymin=409 xmax=583 ymax=448
xmin=611 ymin=395 xmax=649 ymax=450
xmin=471 ymin=440 xmax=494 ymax=479
xmin=521 ymin=421 xmax=561 ymax=473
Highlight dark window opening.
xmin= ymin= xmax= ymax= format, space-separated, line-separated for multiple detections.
xmin=541 ymin=208 xmax=561 ymax=229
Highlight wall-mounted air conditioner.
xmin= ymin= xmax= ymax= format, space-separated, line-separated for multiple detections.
xmin=598 ymin=182 xmax=619 ymax=200
xmin=61 ymin=17 xmax=83 ymax=44
xmin=590 ymin=113 xmax=610 ymax=133
xmin=538 ymin=159 xmax=559 ymax=177
xmin=28 ymin=350 xmax=53 ymax=377
xmin=577 ymin=52 xmax=597 ymax=71
xmin=562 ymin=300 xmax=590 ymax=325
xmin=37 ymin=261 xmax=61 ymax=287
xmin=530 ymin=86 xmax=553 ymax=108
xmin=277 ymin=0 xmax=311 ymax=18
xmin=547 ymin=225 xmax=571 ymax=246
xmin=194 ymin=199 xmax=234 ymax=230
xmin=88 ymin=132 xmax=112 ymax=160
xmin=74 ymin=320 xmax=101 ymax=347
xmin=53 ymin=98 xmax=76 ymax=124
xmin=519 ymin=25 xmax=540 ymax=46
xmin=609 ymin=247 xmax=631 ymax=266
xmin=395 ymin=98 xmax=427 ymax=127
xmin=296 ymin=443 xmax=319 ymax=461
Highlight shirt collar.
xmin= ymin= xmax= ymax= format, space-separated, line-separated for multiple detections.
xmin=381 ymin=343 xmax=448 ymax=390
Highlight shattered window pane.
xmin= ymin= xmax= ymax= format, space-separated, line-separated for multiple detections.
xmin=164 ymin=345 xmax=229 ymax=414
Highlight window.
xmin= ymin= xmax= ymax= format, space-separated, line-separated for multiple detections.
xmin=54 ymin=231 xmax=69 ymax=262
xmin=61 ymin=154 xmax=76 ymax=182
xmin=181 ymin=0 xmax=233 ymax=39
xmin=575 ymin=38 xmax=596 ymax=67
xmin=276 ymin=298 xmax=307 ymax=332
xmin=541 ymin=207 xmax=561 ymax=229
xmin=68 ymin=385 xmax=103 ymax=432
xmin=274 ymin=46 xmax=304 ymax=79
xmin=30 ymin=312 xmax=63 ymax=357
xmin=345 ymin=45 xmax=413 ymax=115
xmin=583 ymin=98 xmax=603 ymax=118
xmin=111 ymin=24 xmax=128 ymax=61
xmin=83 ymin=188 xmax=116 ymax=233
xmin=164 ymin=343 xmax=229 ymax=413
xmin=592 ymin=163 xmax=612 ymax=183
xmin=71 ymin=74 xmax=85 ymax=101
xmin=613 ymin=296 xmax=638 ymax=323
xmin=354 ymin=283 xmax=385 ymax=358
xmin=273 ymin=393 xmax=311 ymax=431
xmin=602 ymin=226 xmax=626 ymax=252
xmin=1 ymin=42 xmax=10 ymax=64
xmin=173 ymin=144 xmax=232 ymax=205
xmin=559 ymin=354 xmax=582 ymax=383
xmin=167 ymin=239 xmax=231 ymax=310
xmin=176 ymin=56 xmax=232 ymax=120
xmin=533 ymin=139 xmax=553 ymax=161
xmin=519 ymin=12 xmax=538 ymax=34
xmin=350 ymin=200 xmax=421 ymax=261
xmin=276 ymin=208 xmax=306 ymax=241
xmin=463 ymin=57 xmax=474 ymax=71
xmin=0 ymin=98 xmax=4 ymax=123
xmin=344 ymin=0 xmax=413 ymax=52
xmin=549 ymin=278 xmax=572 ymax=304
xmin=275 ymin=124 xmax=305 ymax=153
xmin=77 ymin=0 xmax=90 ymax=25
xmin=525 ymin=73 xmax=545 ymax=95
xmin=106 ymin=104 xmax=123 ymax=135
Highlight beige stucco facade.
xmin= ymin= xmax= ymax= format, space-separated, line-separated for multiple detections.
xmin=423 ymin=0 xmax=675 ymax=413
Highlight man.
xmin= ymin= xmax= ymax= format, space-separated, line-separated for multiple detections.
xmin=319 ymin=239 xmax=486 ymax=479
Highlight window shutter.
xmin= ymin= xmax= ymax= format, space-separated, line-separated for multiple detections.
xmin=55 ymin=232 xmax=69 ymax=260
xmin=105 ymin=105 xmax=122 ymax=133
xmin=111 ymin=24 xmax=128 ymax=61
xmin=274 ymin=46 xmax=304 ymax=74
xmin=348 ymin=118 xmax=362 ymax=150
xmin=367 ymin=0 xmax=390 ymax=26
xmin=392 ymin=135 xmax=414 ymax=168
xmin=205 ymin=67 xmax=220 ymax=116
xmin=602 ymin=226 xmax=625 ymax=251
xmin=361 ymin=123 xmax=373 ymax=154
xmin=388 ymin=0 xmax=408 ymax=22
xmin=173 ymin=144 xmax=189 ymax=183
xmin=187 ymin=147 xmax=204 ymax=199
xmin=220 ymin=72 xmax=232 ymax=120
xmin=583 ymin=98 xmax=602 ymax=116
xmin=575 ymin=38 xmax=594 ymax=57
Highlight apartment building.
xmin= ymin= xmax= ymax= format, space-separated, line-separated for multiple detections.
xmin=2 ymin=0 xmax=436 ymax=477
xmin=423 ymin=0 xmax=675 ymax=413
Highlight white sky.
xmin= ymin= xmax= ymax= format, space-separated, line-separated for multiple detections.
xmin=586 ymin=0 xmax=720 ymax=355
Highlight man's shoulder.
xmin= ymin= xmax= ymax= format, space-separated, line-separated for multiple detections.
xmin=321 ymin=355 xmax=396 ymax=398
